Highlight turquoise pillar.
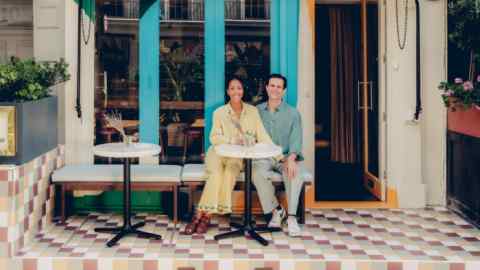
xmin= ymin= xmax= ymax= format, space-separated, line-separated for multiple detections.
xmin=204 ymin=0 xmax=225 ymax=150
xmin=139 ymin=0 xmax=160 ymax=144
xmin=271 ymin=0 xmax=299 ymax=106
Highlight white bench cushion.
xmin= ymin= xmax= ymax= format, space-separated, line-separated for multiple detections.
xmin=181 ymin=164 xmax=206 ymax=181
xmin=52 ymin=164 xmax=182 ymax=183
xmin=181 ymin=163 xmax=313 ymax=183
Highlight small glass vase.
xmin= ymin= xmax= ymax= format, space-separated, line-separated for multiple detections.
xmin=123 ymin=135 xmax=134 ymax=145
xmin=244 ymin=133 xmax=256 ymax=147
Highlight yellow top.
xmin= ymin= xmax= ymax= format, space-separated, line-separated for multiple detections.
xmin=210 ymin=102 xmax=273 ymax=147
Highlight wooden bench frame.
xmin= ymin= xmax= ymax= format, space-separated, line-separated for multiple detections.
xmin=182 ymin=181 xmax=310 ymax=224
xmin=56 ymin=182 xmax=179 ymax=225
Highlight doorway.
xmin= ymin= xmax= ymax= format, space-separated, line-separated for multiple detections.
xmin=314 ymin=1 xmax=381 ymax=201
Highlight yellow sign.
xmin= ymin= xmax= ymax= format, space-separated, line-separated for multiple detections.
xmin=0 ymin=106 xmax=16 ymax=156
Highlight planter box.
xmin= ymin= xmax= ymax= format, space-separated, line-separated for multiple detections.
xmin=0 ymin=96 xmax=57 ymax=165
xmin=447 ymin=108 xmax=480 ymax=138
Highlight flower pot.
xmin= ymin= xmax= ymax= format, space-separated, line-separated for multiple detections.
xmin=0 ymin=96 xmax=58 ymax=164
xmin=448 ymin=107 xmax=480 ymax=138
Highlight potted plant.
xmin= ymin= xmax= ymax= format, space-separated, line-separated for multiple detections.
xmin=439 ymin=76 xmax=480 ymax=137
xmin=0 ymin=57 xmax=70 ymax=164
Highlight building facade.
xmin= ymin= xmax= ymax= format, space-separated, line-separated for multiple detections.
xmin=1 ymin=0 xmax=448 ymax=209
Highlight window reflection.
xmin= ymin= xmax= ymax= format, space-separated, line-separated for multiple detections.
xmin=159 ymin=0 xmax=205 ymax=164
xmin=226 ymin=0 xmax=270 ymax=104
xmin=95 ymin=1 xmax=140 ymax=164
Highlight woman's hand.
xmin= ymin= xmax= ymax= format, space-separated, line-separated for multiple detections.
xmin=232 ymin=136 xmax=245 ymax=145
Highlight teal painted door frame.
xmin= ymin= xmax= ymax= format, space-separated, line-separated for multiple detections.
xmin=271 ymin=0 xmax=299 ymax=107
xmin=139 ymin=0 xmax=160 ymax=144
xmin=204 ymin=0 xmax=225 ymax=150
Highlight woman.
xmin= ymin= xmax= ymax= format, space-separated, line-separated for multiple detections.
xmin=184 ymin=77 xmax=273 ymax=234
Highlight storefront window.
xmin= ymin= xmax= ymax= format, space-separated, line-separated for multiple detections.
xmin=225 ymin=0 xmax=270 ymax=104
xmin=160 ymin=0 xmax=205 ymax=164
xmin=94 ymin=0 xmax=269 ymax=164
xmin=95 ymin=0 xmax=140 ymax=164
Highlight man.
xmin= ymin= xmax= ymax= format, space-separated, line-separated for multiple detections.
xmin=253 ymin=74 xmax=305 ymax=237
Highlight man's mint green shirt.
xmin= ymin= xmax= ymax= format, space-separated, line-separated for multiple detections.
xmin=257 ymin=101 xmax=303 ymax=161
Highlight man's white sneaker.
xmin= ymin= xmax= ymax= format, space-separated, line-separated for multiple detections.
xmin=287 ymin=216 xmax=302 ymax=237
xmin=268 ymin=207 xmax=286 ymax=228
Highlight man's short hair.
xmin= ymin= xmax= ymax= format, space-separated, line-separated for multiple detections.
xmin=266 ymin=74 xmax=287 ymax=89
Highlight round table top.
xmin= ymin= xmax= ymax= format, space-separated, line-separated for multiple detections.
xmin=93 ymin=143 xmax=161 ymax=158
xmin=215 ymin=143 xmax=282 ymax=159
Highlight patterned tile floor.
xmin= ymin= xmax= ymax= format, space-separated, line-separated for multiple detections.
xmin=13 ymin=208 xmax=480 ymax=269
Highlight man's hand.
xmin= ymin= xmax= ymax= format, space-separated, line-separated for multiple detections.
xmin=283 ymin=154 xmax=298 ymax=180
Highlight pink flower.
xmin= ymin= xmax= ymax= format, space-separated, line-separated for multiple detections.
xmin=463 ymin=81 xmax=474 ymax=91
xmin=475 ymin=105 xmax=480 ymax=111
xmin=445 ymin=90 xmax=454 ymax=96
xmin=455 ymin=77 xmax=463 ymax=84
xmin=477 ymin=75 xmax=480 ymax=82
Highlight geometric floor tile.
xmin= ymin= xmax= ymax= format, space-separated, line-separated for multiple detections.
xmin=11 ymin=208 xmax=480 ymax=270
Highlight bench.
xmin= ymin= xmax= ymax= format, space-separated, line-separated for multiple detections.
xmin=181 ymin=163 xmax=313 ymax=224
xmin=51 ymin=164 xmax=182 ymax=224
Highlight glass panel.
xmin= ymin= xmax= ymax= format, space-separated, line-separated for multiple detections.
xmin=366 ymin=4 xmax=379 ymax=176
xmin=225 ymin=0 xmax=270 ymax=105
xmin=95 ymin=0 xmax=140 ymax=164
xmin=160 ymin=0 xmax=205 ymax=164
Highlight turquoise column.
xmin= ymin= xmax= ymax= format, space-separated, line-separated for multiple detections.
xmin=139 ymin=0 xmax=160 ymax=144
xmin=204 ymin=0 xmax=225 ymax=150
xmin=271 ymin=0 xmax=299 ymax=106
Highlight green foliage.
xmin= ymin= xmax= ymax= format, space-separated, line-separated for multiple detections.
xmin=0 ymin=57 xmax=70 ymax=102
xmin=448 ymin=0 xmax=480 ymax=79
xmin=160 ymin=43 xmax=203 ymax=101
xmin=448 ymin=0 xmax=480 ymax=53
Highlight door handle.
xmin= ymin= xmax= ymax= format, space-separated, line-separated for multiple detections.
xmin=368 ymin=81 xmax=373 ymax=111
xmin=357 ymin=81 xmax=374 ymax=111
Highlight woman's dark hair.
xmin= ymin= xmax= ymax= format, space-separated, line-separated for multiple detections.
xmin=225 ymin=76 xmax=245 ymax=103
xmin=266 ymin=73 xmax=287 ymax=89
xmin=227 ymin=75 xmax=245 ymax=89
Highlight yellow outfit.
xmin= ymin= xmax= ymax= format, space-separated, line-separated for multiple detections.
xmin=197 ymin=102 xmax=273 ymax=214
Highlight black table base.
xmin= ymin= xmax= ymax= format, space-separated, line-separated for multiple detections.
xmin=94 ymin=158 xmax=162 ymax=247
xmin=214 ymin=159 xmax=279 ymax=246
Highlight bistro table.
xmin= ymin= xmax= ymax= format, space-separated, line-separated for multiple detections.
xmin=213 ymin=143 xmax=283 ymax=246
xmin=93 ymin=142 xmax=161 ymax=247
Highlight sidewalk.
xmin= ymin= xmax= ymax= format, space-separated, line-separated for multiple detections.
xmin=10 ymin=208 xmax=480 ymax=270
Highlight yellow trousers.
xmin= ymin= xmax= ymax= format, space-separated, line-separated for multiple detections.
xmin=197 ymin=147 xmax=243 ymax=214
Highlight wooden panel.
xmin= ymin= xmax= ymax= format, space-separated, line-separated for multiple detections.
xmin=447 ymin=131 xmax=480 ymax=227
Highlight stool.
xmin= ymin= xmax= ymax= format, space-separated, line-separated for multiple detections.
xmin=98 ymin=127 xmax=119 ymax=163
xmin=182 ymin=126 xmax=204 ymax=164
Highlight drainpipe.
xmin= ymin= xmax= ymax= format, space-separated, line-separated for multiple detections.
xmin=414 ymin=0 xmax=421 ymax=120
xmin=76 ymin=0 xmax=82 ymax=119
